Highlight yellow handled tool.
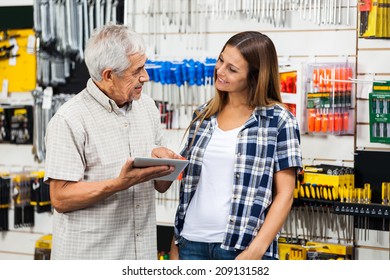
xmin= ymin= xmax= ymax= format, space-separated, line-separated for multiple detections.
xmin=305 ymin=183 xmax=311 ymax=199
xmin=316 ymin=185 xmax=321 ymax=200
xmin=332 ymin=185 xmax=338 ymax=201
xmin=323 ymin=185 xmax=328 ymax=200
xmin=300 ymin=182 xmax=305 ymax=198
xmin=310 ymin=184 xmax=316 ymax=199
xmin=382 ymin=182 xmax=387 ymax=205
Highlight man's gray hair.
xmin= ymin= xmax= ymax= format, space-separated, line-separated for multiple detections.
xmin=84 ymin=23 xmax=146 ymax=81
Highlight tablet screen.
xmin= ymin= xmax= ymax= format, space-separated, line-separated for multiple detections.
xmin=133 ymin=157 xmax=189 ymax=181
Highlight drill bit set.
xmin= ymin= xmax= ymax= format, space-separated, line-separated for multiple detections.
xmin=0 ymin=170 xmax=50 ymax=230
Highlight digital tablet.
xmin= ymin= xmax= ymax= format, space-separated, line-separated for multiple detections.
xmin=133 ymin=157 xmax=189 ymax=181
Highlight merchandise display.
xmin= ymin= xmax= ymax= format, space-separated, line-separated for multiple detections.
xmin=369 ymin=81 xmax=390 ymax=143
xmin=0 ymin=173 xmax=10 ymax=231
xmin=359 ymin=0 xmax=390 ymax=39
xmin=34 ymin=234 xmax=52 ymax=260
xmin=303 ymin=63 xmax=355 ymax=135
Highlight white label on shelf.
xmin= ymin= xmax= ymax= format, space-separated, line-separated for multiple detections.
xmin=8 ymin=38 xmax=18 ymax=66
xmin=1 ymin=79 xmax=8 ymax=98
xmin=27 ymin=35 xmax=36 ymax=54
xmin=42 ymin=87 xmax=53 ymax=110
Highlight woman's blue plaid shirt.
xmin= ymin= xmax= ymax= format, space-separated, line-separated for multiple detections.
xmin=175 ymin=103 xmax=303 ymax=259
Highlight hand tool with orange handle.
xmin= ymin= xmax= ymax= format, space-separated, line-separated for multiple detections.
xmin=340 ymin=67 xmax=347 ymax=93
xmin=315 ymin=109 xmax=322 ymax=132
xmin=308 ymin=109 xmax=316 ymax=132
xmin=334 ymin=111 xmax=341 ymax=133
xmin=321 ymin=108 xmax=329 ymax=133
xmin=335 ymin=67 xmax=341 ymax=92
xmin=312 ymin=68 xmax=320 ymax=91
xmin=325 ymin=68 xmax=332 ymax=92
xmin=342 ymin=110 xmax=349 ymax=132
xmin=328 ymin=110 xmax=334 ymax=132
xmin=319 ymin=68 xmax=326 ymax=92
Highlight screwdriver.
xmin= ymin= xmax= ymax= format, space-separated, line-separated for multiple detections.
xmin=323 ymin=184 xmax=328 ymax=200
xmin=308 ymin=109 xmax=316 ymax=132
xmin=316 ymin=184 xmax=322 ymax=200
xmin=299 ymin=182 xmax=306 ymax=198
xmin=388 ymin=182 xmax=390 ymax=205
xmin=382 ymin=182 xmax=388 ymax=205
xmin=327 ymin=186 xmax=333 ymax=201
xmin=312 ymin=68 xmax=320 ymax=91
xmin=343 ymin=110 xmax=349 ymax=132
xmin=321 ymin=108 xmax=329 ymax=133
xmin=310 ymin=184 xmax=316 ymax=199
xmin=328 ymin=110 xmax=334 ymax=132
xmin=332 ymin=185 xmax=338 ymax=201
xmin=364 ymin=183 xmax=371 ymax=204
xmin=334 ymin=110 xmax=341 ymax=133
xmin=381 ymin=182 xmax=387 ymax=230
xmin=315 ymin=109 xmax=322 ymax=132
xmin=305 ymin=183 xmax=311 ymax=198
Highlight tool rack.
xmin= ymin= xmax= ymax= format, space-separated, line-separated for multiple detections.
xmin=293 ymin=198 xmax=390 ymax=228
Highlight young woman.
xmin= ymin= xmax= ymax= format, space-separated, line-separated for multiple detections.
xmin=170 ymin=31 xmax=303 ymax=260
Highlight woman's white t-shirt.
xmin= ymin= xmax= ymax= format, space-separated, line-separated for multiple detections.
xmin=181 ymin=124 xmax=242 ymax=243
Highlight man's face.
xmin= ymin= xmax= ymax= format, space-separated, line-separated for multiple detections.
xmin=109 ymin=53 xmax=149 ymax=107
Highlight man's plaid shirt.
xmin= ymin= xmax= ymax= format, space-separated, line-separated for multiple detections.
xmin=174 ymin=103 xmax=303 ymax=259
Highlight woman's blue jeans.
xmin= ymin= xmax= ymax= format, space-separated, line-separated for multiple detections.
xmin=178 ymin=237 xmax=277 ymax=260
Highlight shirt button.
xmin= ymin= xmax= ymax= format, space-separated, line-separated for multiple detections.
xmin=107 ymin=107 xmax=112 ymax=112
xmin=124 ymin=123 xmax=128 ymax=127
xmin=237 ymin=153 xmax=241 ymax=157
xmin=135 ymin=204 xmax=140 ymax=208
xmin=236 ymin=173 xmax=240 ymax=178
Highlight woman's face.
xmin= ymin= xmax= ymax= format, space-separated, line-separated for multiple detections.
xmin=214 ymin=45 xmax=249 ymax=96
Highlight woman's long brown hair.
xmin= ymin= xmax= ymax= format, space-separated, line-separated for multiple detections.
xmin=184 ymin=31 xmax=283 ymax=147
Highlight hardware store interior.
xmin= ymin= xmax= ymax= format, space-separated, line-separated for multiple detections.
xmin=0 ymin=0 xmax=389 ymax=260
